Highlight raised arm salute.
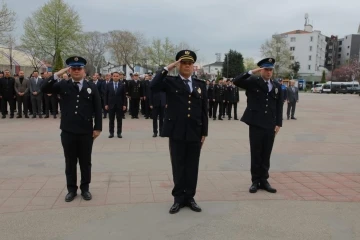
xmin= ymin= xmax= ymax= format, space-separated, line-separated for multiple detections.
xmin=233 ymin=58 xmax=283 ymax=194
xmin=41 ymin=56 xmax=102 ymax=203
xmin=150 ymin=50 xmax=208 ymax=214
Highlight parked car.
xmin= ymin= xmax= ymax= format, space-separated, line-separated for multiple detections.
xmin=311 ymin=84 xmax=324 ymax=93
xmin=347 ymin=86 xmax=360 ymax=94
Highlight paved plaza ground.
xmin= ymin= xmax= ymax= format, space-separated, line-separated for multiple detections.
xmin=0 ymin=92 xmax=360 ymax=239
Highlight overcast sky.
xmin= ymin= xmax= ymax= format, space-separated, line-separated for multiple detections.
xmin=7 ymin=0 xmax=360 ymax=65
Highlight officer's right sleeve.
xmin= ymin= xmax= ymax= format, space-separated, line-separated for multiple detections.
xmin=150 ymin=68 xmax=168 ymax=92
xmin=233 ymin=72 xmax=252 ymax=89
xmin=41 ymin=75 xmax=61 ymax=94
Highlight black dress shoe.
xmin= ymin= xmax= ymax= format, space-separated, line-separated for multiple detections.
xmin=169 ymin=203 xmax=184 ymax=214
xmin=10 ymin=115 xmax=14 ymax=119
xmin=291 ymin=117 xmax=297 ymax=120
xmin=234 ymin=118 xmax=239 ymax=120
xmin=65 ymin=192 xmax=77 ymax=202
xmin=25 ymin=115 xmax=29 ymax=118
xmin=1 ymin=115 xmax=5 ymax=119
xmin=17 ymin=115 xmax=22 ymax=118
xmin=54 ymin=115 xmax=57 ymax=119
xmin=213 ymin=118 xmax=216 ymax=120
xmin=153 ymin=133 xmax=157 ymax=137
xmin=39 ymin=115 xmax=43 ymax=118
xmin=45 ymin=115 xmax=49 ymax=118
xmin=287 ymin=116 xmax=290 ymax=120
xmin=81 ymin=191 xmax=92 ymax=201
xmin=259 ymin=182 xmax=277 ymax=193
xmin=32 ymin=115 xmax=36 ymax=118
xmin=117 ymin=134 xmax=122 ymax=138
xmin=249 ymin=182 xmax=259 ymax=193
xmin=187 ymin=200 xmax=202 ymax=212
xmin=218 ymin=118 xmax=223 ymax=120
xmin=109 ymin=134 xmax=114 ymax=138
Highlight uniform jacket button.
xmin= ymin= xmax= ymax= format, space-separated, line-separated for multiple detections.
xmin=187 ymin=114 xmax=190 ymax=117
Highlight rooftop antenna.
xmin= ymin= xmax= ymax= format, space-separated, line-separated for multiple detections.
xmin=304 ymin=13 xmax=309 ymax=26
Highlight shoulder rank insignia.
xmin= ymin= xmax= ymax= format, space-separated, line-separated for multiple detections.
xmin=87 ymin=88 xmax=92 ymax=94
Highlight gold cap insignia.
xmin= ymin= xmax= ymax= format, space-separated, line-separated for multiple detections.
xmin=74 ymin=57 xmax=79 ymax=61
xmin=269 ymin=58 xmax=272 ymax=62
xmin=185 ymin=51 xmax=190 ymax=55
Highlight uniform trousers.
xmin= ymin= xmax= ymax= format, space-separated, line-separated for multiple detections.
xmin=130 ymin=98 xmax=140 ymax=117
xmin=222 ymin=102 xmax=227 ymax=116
xmin=61 ymin=131 xmax=93 ymax=193
xmin=44 ymin=94 xmax=58 ymax=116
xmin=16 ymin=95 xmax=29 ymax=116
xmin=169 ymin=138 xmax=201 ymax=204
xmin=227 ymin=102 xmax=238 ymax=119
xmin=287 ymin=101 xmax=296 ymax=118
xmin=208 ymin=100 xmax=214 ymax=118
xmin=152 ymin=106 xmax=164 ymax=134
xmin=212 ymin=101 xmax=223 ymax=119
xmin=109 ymin=106 xmax=123 ymax=134
xmin=144 ymin=98 xmax=151 ymax=118
xmin=249 ymin=125 xmax=275 ymax=183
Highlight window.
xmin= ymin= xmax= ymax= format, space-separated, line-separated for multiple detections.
xmin=347 ymin=53 xmax=349 ymax=56
xmin=310 ymin=36 xmax=313 ymax=42
xmin=309 ymin=46 xmax=313 ymax=51
xmin=328 ymin=46 xmax=332 ymax=50
xmin=290 ymin=56 xmax=294 ymax=60
xmin=338 ymin=47 xmax=342 ymax=51
xmin=290 ymin=37 xmax=296 ymax=42
xmin=290 ymin=47 xmax=295 ymax=51
xmin=309 ymin=55 xmax=312 ymax=60
xmin=308 ymin=65 xmax=311 ymax=70
xmin=348 ymin=46 xmax=350 ymax=48
xmin=339 ymin=41 xmax=342 ymax=45
xmin=338 ymin=54 xmax=341 ymax=58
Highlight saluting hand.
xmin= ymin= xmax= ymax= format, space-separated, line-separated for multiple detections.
xmin=55 ymin=67 xmax=70 ymax=77
xmin=251 ymin=68 xmax=263 ymax=74
xmin=166 ymin=59 xmax=181 ymax=72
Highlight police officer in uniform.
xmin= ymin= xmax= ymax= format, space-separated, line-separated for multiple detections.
xmin=233 ymin=58 xmax=282 ymax=194
xmin=207 ymin=80 xmax=214 ymax=118
xmin=128 ymin=72 xmax=143 ymax=119
xmin=41 ymin=56 xmax=102 ymax=202
xmin=212 ymin=78 xmax=225 ymax=120
xmin=151 ymin=50 xmax=208 ymax=214
xmin=226 ymin=80 xmax=239 ymax=120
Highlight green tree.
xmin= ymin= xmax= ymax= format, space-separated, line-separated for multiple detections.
xmin=260 ymin=34 xmax=293 ymax=77
xmin=21 ymin=0 xmax=82 ymax=64
xmin=290 ymin=61 xmax=300 ymax=79
xmin=0 ymin=1 xmax=16 ymax=43
xmin=53 ymin=49 xmax=63 ymax=72
xmin=244 ymin=57 xmax=257 ymax=71
xmin=222 ymin=49 xmax=245 ymax=78
xmin=321 ymin=70 xmax=326 ymax=83
xmin=145 ymin=37 xmax=176 ymax=67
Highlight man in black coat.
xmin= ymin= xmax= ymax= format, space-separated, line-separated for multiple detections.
xmin=0 ymin=70 xmax=16 ymax=118
xmin=225 ymin=80 xmax=240 ymax=120
xmin=233 ymin=58 xmax=282 ymax=194
xmin=212 ymin=78 xmax=225 ymax=120
xmin=104 ymin=71 xmax=127 ymax=138
xmin=149 ymin=83 xmax=166 ymax=137
xmin=41 ymin=56 xmax=102 ymax=202
xmin=128 ymin=72 xmax=143 ymax=119
xmin=143 ymin=74 xmax=152 ymax=119
xmin=206 ymin=80 xmax=214 ymax=118
xmin=151 ymin=50 xmax=208 ymax=214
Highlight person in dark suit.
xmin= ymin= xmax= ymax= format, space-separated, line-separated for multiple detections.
xmin=29 ymin=70 xmax=44 ymax=118
xmin=41 ymin=56 xmax=102 ymax=202
xmin=104 ymin=71 xmax=127 ymax=138
xmin=225 ymin=80 xmax=239 ymax=120
xmin=212 ymin=78 xmax=225 ymax=120
xmin=233 ymin=58 xmax=282 ymax=194
xmin=128 ymin=72 xmax=143 ymax=119
xmin=151 ymin=50 xmax=208 ymax=214
xmin=206 ymin=80 xmax=214 ymax=118
xmin=286 ymin=80 xmax=299 ymax=120
xmin=278 ymin=79 xmax=287 ymax=120
xmin=149 ymin=82 xmax=166 ymax=137
xmin=0 ymin=70 xmax=16 ymax=118
xmin=101 ymin=74 xmax=111 ymax=118
xmin=143 ymin=74 xmax=152 ymax=119
xmin=14 ymin=71 xmax=30 ymax=118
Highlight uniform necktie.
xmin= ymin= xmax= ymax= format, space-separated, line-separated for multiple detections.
xmin=74 ymin=82 xmax=80 ymax=92
xmin=183 ymin=79 xmax=191 ymax=92
xmin=115 ymin=82 xmax=118 ymax=91
xmin=266 ymin=81 xmax=270 ymax=92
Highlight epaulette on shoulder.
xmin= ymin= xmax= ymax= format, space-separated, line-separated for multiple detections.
xmin=193 ymin=78 xmax=206 ymax=83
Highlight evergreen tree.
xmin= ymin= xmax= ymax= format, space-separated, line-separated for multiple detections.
xmin=321 ymin=70 xmax=326 ymax=83
xmin=222 ymin=50 xmax=245 ymax=78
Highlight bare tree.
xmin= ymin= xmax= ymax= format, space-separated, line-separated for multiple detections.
xmin=2 ymin=34 xmax=17 ymax=74
xmin=0 ymin=1 xmax=16 ymax=43
xmin=260 ymin=34 xmax=293 ymax=77
xmin=146 ymin=37 xmax=176 ymax=67
xmin=107 ymin=30 xmax=146 ymax=72
xmin=77 ymin=31 xmax=108 ymax=75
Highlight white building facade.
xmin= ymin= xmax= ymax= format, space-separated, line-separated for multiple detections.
xmin=201 ymin=62 xmax=223 ymax=78
xmin=277 ymin=22 xmax=328 ymax=77
xmin=337 ymin=34 xmax=360 ymax=66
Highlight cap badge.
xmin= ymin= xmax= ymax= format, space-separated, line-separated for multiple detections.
xmin=269 ymin=58 xmax=272 ymax=62
xmin=74 ymin=57 xmax=78 ymax=61
xmin=185 ymin=51 xmax=190 ymax=55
